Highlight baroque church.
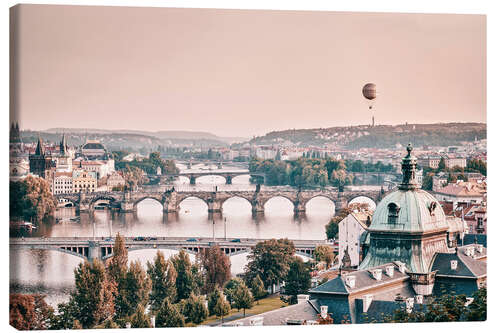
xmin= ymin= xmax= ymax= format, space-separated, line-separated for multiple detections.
xmin=307 ymin=144 xmax=486 ymax=323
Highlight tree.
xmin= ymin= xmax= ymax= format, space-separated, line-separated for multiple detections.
xmin=50 ymin=300 xmax=79 ymax=330
xmin=244 ymin=238 xmax=295 ymax=289
xmin=130 ymin=304 xmax=152 ymax=328
xmin=284 ymin=257 xmax=311 ymax=304
xmin=69 ymin=259 xmax=117 ymax=328
xmin=122 ymin=260 xmax=152 ymax=317
xmin=250 ymin=275 xmax=267 ymax=301
xmin=325 ymin=219 xmax=339 ymax=240
xmin=147 ymin=251 xmax=177 ymax=311
xmin=197 ymin=245 xmax=232 ymax=294
xmin=314 ymin=245 xmax=335 ymax=268
xmin=155 ymin=299 xmax=185 ymax=328
xmin=233 ymin=283 xmax=254 ymax=317
xmin=466 ymin=287 xmax=487 ymax=321
xmin=179 ymin=293 xmax=208 ymax=324
xmin=106 ymin=233 xmax=129 ymax=319
xmin=171 ymin=250 xmax=196 ymax=301
xmin=438 ymin=157 xmax=447 ymax=171
xmin=10 ymin=176 xmax=57 ymax=222
xmin=224 ymin=278 xmax=245 ymax=306
xmin=422 ymin=172 xmax=434 ymax=191
xmin=210 ymin=288 xmax=231 ymax=323
xmin=9 ymin=294 xmax=54 ymax=330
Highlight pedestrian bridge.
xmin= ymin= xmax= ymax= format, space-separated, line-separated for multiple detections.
xmin=9 ymin=237 xmax=330 ymax=261
xmin=54 ymin=186 xmax=385 ymax=215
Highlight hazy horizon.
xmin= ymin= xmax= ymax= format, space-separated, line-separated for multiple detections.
xmin=10 ymin=5 xmax=486 ymax=137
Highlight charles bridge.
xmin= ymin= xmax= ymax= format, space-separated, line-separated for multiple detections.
xmin=55 ymin=186 xmax=385 ymax=215
xmin=9 ymin=237 xmax=329 ymax=261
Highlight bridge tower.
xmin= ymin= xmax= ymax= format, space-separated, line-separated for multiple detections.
xmin=120 ymin=191 xmax=134 ymax=212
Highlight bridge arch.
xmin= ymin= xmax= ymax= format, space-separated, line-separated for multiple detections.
xmin=89 ymin=195 xmax=118 ymax=210
xmin=177 ymin=195 xmax=210 ymax=208
xmin=261 ymin=195 xmax=296 ymax=209
xmin=220 ymin=195 xmax=253 ymax=207
xmin=133 ymin=196 xmax=165 ymax=210
xmin=303 ymin=194 xmax=337 ymax=207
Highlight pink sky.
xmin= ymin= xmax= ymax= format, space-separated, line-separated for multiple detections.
xmin=10 ymin=5 xmax=486 ymax=137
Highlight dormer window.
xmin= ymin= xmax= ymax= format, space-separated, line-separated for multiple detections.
xmin=428 ymin=202 xmax=437 ymax=216
xmin=388 ymin=202 xmax=400 ymax=224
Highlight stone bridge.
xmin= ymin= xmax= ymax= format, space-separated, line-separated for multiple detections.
xmin=55 ymin=187 xmax=385 ymax=215
xmin=10 ymin=237 xmax=329 ymax=261
xmin=173 ymin=170 xmax=262 ymax=185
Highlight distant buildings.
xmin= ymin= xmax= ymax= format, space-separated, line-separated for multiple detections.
xmin=432 ymin=179 xmax=486 ymax=204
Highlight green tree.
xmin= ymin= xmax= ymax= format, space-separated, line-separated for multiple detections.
xmin=122 ymin=260 xmax=152 ymax=317
xmin=155 ymin=299 xmax=185 ymax=328
xmin=147 ymin=250 xmax=177 ymax=311
xmin=250 ymin=275 xmax=267 ymax=301
xmin=284 ymin=257 xmax=311 ymax=304
xmin=314 ymin=245 xmax=335 ymax=268
xmin=244 ymin=238 xmax=295 ymax=289
xmin=171 ymin=250 xmax=196 ymax=301
xmin=438 ymin=157 xmax=447 ymax=171
xmin=422 ymin=172 xmax=434 ymax=191
xmin=179 ymin=293 xmax=208 ymax=324
xmin=223 ymin=278 xmax=245 ymax=306
xmin=198 ymin=245 xmax=232 ymax=294
xmin=130 ymin=304 xmax=152 ymax=328
xmin=466 ymin=287 xmax=487 ymax=321
xmin=325 ymin=219 xmax=339 ymax=240
xmin=210 ymin=288 xmax=231 ymax=323
xmin=233 ymin=283 xmax=254 ymax=317
xmin=50 ymin=300 xmax=79 ymax=330
xmin=70 ymin=259 xmax=117 ymax=328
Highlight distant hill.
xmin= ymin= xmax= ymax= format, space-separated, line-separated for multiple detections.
xmin=239 ymin=122 xmax=486 ymax=149
xmin=44 ymin=128 xmax=248 ymax=144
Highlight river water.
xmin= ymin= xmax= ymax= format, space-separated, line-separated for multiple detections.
xmin=10 ymin=163 xmax=374 ymax=307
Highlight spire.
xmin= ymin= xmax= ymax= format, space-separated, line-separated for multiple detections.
xmin=60 ymin=133 xmax=68 ymax=155
xmin=398 ymin=143 xmax=419 ymax=191
xmin=35 ymin=136 xmax=45 ymax=156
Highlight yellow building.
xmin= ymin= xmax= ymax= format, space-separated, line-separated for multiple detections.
xmin=72 ymin=169 xmax=97 ymax=193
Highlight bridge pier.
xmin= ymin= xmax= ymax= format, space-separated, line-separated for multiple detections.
xmin=207 ymin=200 xmax=223 ymax=213
xmin=293 ymin=201 xmax=306 ymax=214
xmin=335 ymin=196 xmax=348 ymax=215
xmin=88 ymin=241 xmax=102 ymax=261
xmin=251 ymin=200 xmax=265 ymax=213
xmin=120 ymin=201 xmax=135 ymax=213
xmin=225 ymin=175 xmax=233 ymax=185
xmin=190 ymin=175 xmax=197 ymax=185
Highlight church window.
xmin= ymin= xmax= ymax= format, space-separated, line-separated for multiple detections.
xmin=388 ymin=202 xmax=400 ymax=224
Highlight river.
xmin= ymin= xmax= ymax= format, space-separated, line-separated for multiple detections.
xmin=10 ymin=163 xmax=375 ymax=307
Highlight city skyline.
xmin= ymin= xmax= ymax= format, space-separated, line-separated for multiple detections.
xmin=11 ymin=5 xmax=485 ymax=137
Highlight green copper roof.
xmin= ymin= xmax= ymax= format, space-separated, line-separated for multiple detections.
xmin=369 ymin=189 xmax=448 ymax=233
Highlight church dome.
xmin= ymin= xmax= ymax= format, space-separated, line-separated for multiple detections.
xmin=369 ymin=144 xmax=448 ymax=233
xmin=369 ymin=188 xmax=448 ymax=233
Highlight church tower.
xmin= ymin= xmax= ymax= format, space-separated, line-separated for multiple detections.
xmin=359 ymin=144 xmax=450 ymax=294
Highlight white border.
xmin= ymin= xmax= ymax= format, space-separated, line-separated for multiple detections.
xmin=2 ymin=1 xmax=498 ymax=333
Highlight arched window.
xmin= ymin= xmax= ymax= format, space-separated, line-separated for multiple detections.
xmin=387 ymin=202 xmax=400 ymax=224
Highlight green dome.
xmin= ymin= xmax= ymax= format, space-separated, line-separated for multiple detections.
xmin=369 ymin=189 xmax=448 ymax=234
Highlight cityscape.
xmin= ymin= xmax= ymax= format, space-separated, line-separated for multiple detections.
xmin=9 ymin=4 xmax=486 ymax=330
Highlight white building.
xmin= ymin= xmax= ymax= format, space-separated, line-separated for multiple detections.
xmin=338 ymin=211 xmax=372 ymax=268
xmin=52 ymin=172 xmax=74 ymax=194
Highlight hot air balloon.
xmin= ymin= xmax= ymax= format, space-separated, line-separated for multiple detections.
xmin=362 ymin=83 xmax=377 ymax=126
xmin=362 ymin=83 xmax=377 ymax=102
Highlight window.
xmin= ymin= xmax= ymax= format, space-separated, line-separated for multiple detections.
xmin=388 ymin=202 xmax=400 ymax=224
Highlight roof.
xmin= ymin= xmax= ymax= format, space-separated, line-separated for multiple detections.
xmin=430 ymin=246 xmax=486 ymax=279
xmin=227 ymin=300 xmax=319 ymax=326
xmin=354 ymin=299 xmax=408 ymax=323
xmin=309 ymin=262 xmax=409 ymax=296
xmin=434 ymin=182 xmax=486 ymax=198
xmin=463 ymin=234 xmax=487 ymax=247
xmin=369 ymin=189 xmax=449 ymax=234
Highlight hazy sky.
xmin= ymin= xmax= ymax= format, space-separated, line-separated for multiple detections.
xmin=11 ymin=5 xmax=486 ymax=137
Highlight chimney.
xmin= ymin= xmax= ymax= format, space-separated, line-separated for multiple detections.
xmin=465 ymin=247 xmax=474 ymax=257
xmin=450 ymin=260 xmax=458 ymax=270
xmin=385 ymin=265 xmax=394 ymax=277
xmin=345 ymin=275 xmax=356 ymax=288
xmin=320 ymin=305 xmax=328 ymax=319
xmin=371 ymin=269 xmax=382 ymax=281
xmin=363 ymin=294 xmax=373 ymax=312
xmin=476 ymin=244 xmax=484 ymax=254
xmin=297 ymin=294 xmax=310 ymax=304
xmin=415 ymin=295 xmax=424 ymax=304
xmin=405 ymin=298 xmax=414 ymax=313
xmin=395 ymin=261 xmax=406 ymax=274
